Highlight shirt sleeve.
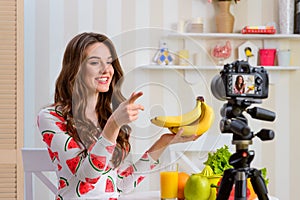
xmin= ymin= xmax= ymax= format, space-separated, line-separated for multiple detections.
xmin=116 ymin=151 xmax=159 ymax=193
xmin=37 ymin=107 xmax=116 ymax=182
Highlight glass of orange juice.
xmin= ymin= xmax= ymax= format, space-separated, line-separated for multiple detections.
xmin=160 ymin=164 xmax=178 ymax=199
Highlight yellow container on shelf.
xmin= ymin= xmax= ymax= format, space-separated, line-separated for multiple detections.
xmin=178 ymin=49 xmax=190 ymax=66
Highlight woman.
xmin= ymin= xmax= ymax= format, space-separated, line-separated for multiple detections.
xmin=234 ymin=75 xmax=246 ymax=94
xmin=37 ymin=32 xmax=196 ymax=199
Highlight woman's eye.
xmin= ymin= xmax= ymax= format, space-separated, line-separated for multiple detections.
xmin=90 ymin=61 xmax=100 ymax=65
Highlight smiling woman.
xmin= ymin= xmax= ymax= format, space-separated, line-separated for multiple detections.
xmin=36 ymin=32 xmax=198 ymax=200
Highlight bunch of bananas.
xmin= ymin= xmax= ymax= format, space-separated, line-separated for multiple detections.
xmin=151 ymin=96 xmax=214 ymax=136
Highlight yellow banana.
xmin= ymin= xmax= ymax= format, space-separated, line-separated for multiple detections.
xmin=169 ymin=101 xmax=215 ymax=136
xmin=150 ymin=96 xmax=204 ymax=128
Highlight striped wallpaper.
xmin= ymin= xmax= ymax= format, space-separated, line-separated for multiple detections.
xmin=24 ymin=0 xmax=300 ymax=199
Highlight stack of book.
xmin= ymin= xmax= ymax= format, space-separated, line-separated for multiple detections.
xmin=241 ymin=26 xmax=276 ymax=34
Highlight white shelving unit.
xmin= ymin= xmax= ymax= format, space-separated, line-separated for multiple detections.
xmin=140 ymin=33 xmax=300 ymax=84
xmin=139 ymin=64 xmax=300 ymax=71
xmin=168 ymin=33 xmax=300 ymax=40
xmin=138 ymin=64 xmax=300 ymax=84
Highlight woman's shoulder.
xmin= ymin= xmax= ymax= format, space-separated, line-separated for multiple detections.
xmin=39 ymin=105 xmax=58 ymax=113
xmin=38 ymin=105 xmax=63 ymax=120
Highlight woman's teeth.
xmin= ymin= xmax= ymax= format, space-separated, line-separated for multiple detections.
xmin=96 ymin=77 xmax=108 ymax=83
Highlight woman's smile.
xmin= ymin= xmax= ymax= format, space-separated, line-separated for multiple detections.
xmin=96 ymin=76 xmax=109 ymax=84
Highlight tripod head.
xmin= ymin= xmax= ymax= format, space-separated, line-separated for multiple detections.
xmin=219 ymin=97 xmax=275 ymax=144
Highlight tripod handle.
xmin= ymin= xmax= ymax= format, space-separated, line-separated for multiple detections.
xmin=247 ymin=107 xmax=276 ymax=122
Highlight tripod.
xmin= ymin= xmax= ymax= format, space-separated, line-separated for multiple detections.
xmin=216 ymin=98 xmax=275 ymax=200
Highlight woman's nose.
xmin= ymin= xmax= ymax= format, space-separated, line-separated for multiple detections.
xmin=100 ymin=61 xmax=109 ymax=72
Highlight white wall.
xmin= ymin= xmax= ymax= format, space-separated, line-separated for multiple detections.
xmin=24 ymin=0 xmax=300 ymax=199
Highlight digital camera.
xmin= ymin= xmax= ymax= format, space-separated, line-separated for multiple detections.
xmin=211 ymin=60 xmax=269 ymax=101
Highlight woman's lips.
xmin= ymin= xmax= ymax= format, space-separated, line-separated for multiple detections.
xmin=96 ymin=77 xmax=109 ymax=84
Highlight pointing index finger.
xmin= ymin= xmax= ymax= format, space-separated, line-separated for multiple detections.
xmin=128 ymin=91 xmax=143 ymax=104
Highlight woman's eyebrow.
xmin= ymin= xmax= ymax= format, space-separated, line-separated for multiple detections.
xmin=87 ymin=56 xmax=112 ymax=60
xmin=87 ymin=56 xmax=101 ymax=60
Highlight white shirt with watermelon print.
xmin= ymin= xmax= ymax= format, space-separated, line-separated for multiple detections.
xmin=37 ymin=106 xmax=159 ymax=200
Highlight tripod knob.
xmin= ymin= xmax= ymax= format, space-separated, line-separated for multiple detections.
xmin=230 ymin=119 xmax=251 ymax=139
xmin=256 ymin=129 xmax=275 ymax=141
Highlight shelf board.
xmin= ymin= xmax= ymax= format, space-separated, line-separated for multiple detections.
xmin=139 ymin=64 xmax=300 ymax=71
xmin=168 ymin=33 xmax=300 ymax=40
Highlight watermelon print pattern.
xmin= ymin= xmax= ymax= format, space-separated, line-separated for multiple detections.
xmin=140 ymin=152 xmax=149 ymax=162
xmin=55 ymin=121 xmax=67 ymax=132
xmin=49 ymin=109 xmax=64 ymax=121
xmin=37 ymin=106 xmax=159 ymax=199
xmin=42 ymin=130 xmax=55 ymax=147
xmin=76 ymin=181 xmax=95 ymax=197
xmin=89 ymin=153 xmax=107 ymax=172
xmin=47 ymin=148 xmax=59 ymax=162
xmin=105 ymin=176 xmax=115 ymax=192
xmin=49 ymin=110 xmax=67 ymax=131
xmin=105 ymin=145 xmax=115 ymax=154
xmin=58 ymin=177 xmax=69 ymax=190
xmin=134 ymin=176 xmax=145 ymax=187
xmin=119 ymin=166 xmax=134 ymax=178
xmin=85 ymin=176 xmax=100 ymax=184
xmin=57 ymin=163 xmax=62 ymax=171
xmin=66 ymin=156 xmax=82 ymax=174
xmin=64 ymin=136 xmax=80 ymax=151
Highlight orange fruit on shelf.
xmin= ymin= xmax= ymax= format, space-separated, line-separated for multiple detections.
xmin=177 ymin=172 xmax=190 ymax=200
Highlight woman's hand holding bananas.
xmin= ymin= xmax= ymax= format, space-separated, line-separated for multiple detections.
xmin=151 ymin=96 xmax=214 ymax=137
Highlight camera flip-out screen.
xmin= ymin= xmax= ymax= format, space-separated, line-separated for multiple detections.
xmin=228 ymin=74 xmax=255 ymax=96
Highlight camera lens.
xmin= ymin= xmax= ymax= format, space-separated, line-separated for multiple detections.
xmin=210 ymin=75 xmax=226 ymax=101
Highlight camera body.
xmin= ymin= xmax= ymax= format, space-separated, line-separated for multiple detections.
xmin=211 ymin=60 xmax=269 ymax=100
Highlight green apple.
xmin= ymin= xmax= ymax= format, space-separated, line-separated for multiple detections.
xmin=184 ymin=174 xmax=210 ymax=200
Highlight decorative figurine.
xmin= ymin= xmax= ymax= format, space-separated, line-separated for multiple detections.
xmin=153 ymin=40 xmax=174 ymax=65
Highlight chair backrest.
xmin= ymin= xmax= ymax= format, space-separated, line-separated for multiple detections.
xmin=22 ymin=148 xmax=57 ymax=200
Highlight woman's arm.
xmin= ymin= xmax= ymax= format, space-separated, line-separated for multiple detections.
xmin=147 ymin=129 xmax=196 ymax=161
xmin=116 ymin=129 xmax=196 ymax=193
xmin=102 ymin=92 xmax=144 ymax=143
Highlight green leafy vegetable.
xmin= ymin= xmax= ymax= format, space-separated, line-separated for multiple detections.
xmin=260 ymin=167 xmax=269 ymax=185
xmin=203 ymin=145 xmax=269 ymax=186
xmin=203 ymin=145 xmax=233 ymax=175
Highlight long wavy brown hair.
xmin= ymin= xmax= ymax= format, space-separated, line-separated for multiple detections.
xmin=53 ymin=32 xmax=131 ymax=168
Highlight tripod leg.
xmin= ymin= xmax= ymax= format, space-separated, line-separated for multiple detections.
xmin=250 ymin=169 xmax=269 ymax=200
xmin=234 ymin=171 xmax=247 ymax=200
xmin=216 ymin=169 xmax=234 ymax=200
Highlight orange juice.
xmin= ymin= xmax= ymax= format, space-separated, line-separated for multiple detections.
xmin=160 ymin=171 xmax=178 ymax=199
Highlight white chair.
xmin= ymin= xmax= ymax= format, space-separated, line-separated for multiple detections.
xmin=22 ymin=148 xmax=57 ymax=200
xmin=168 ymin=134 xmax=233 ymax=173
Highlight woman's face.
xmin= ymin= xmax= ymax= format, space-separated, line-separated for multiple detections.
xmin=83 ymin=42 xmax=114 ymax=93
xmin=238 ymin=76 xmax=243 ymax=84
